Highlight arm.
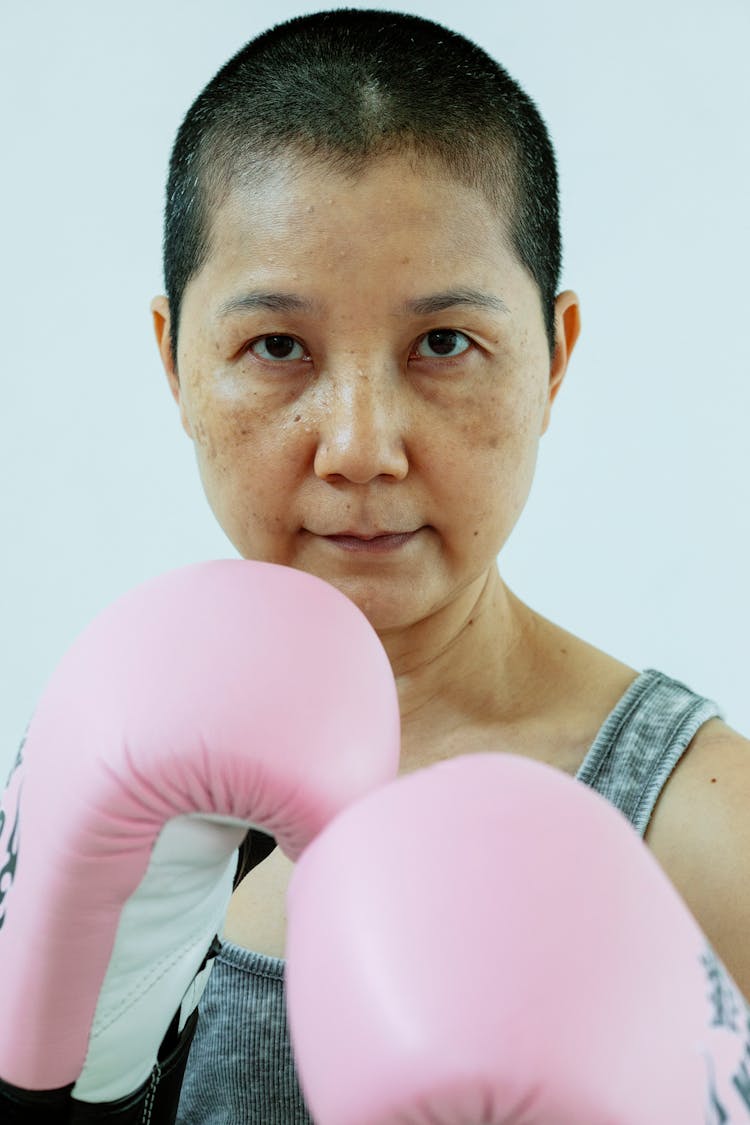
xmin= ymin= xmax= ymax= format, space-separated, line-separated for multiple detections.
xmin=644 ymin=718 xmax=750 ymax=1002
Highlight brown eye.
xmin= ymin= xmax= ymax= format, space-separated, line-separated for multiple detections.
xmin=415 ymin=329 xmax=471 ymax=359
xmin=249 ymin=335 xmax=306 ymax=361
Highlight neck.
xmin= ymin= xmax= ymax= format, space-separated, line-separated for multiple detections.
xmin=377 ymin=566 xmax=538 ymax=772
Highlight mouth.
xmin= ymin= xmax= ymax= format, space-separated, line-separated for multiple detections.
xmin=321 ymin=530 xmax=419 ymax=553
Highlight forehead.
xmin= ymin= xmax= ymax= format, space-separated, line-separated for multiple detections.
xmin=201 ymin=152 xmax=514 ymax=280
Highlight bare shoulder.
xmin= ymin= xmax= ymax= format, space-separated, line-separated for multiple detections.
xmin=644 ymin=718 xmax=750 ymax=1001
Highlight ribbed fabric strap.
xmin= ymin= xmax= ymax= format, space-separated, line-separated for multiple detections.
xmin=577 ymin=668 xmax=722 ymax=837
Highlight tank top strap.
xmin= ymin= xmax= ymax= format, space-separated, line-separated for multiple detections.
xmin=575 ymin=668 xmax=722 ymax=839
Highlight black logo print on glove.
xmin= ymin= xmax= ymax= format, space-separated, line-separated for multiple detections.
xmin=0 ymin=732 xmax=25 ymax=932
xmin=700 ymin=945 xmax=750 ymax=1119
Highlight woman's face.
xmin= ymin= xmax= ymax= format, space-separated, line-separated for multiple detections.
xmin=153 ymin=153 xmax=578 ymax=632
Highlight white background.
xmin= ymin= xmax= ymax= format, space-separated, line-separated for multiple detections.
xmin=1 ymin=0 xmax=748 ymax=778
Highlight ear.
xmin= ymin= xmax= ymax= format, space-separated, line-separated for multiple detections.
xmin=150 ymin=296 xmax=193 ymax=439
xmin=541 ymin=290 xmax=581 ymax=435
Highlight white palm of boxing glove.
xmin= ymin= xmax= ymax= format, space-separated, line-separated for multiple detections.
xmin=0 ymin=559 xmax=399 ymax=1111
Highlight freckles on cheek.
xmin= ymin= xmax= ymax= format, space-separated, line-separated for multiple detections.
xmin=190 ymin=416 xmax=218 ymax=461
xmin=449 ymin=387 xmax=542 ymax=525
xmin=476 ymin=374 xmax=546 ymax=451
xmin=187 ymin=391 xmax=269 ymax=470
xmin=457 ymin=390 xmax=513 ymax=452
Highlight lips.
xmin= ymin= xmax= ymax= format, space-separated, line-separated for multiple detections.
xmin=322 ymin=530 xmax=418 ymax=553
xmin=328 ymin=530 xmax=410 ymax=540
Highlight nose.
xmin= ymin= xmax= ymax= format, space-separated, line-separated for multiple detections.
xmin=313 ymin=367 xmax=409 ymax=484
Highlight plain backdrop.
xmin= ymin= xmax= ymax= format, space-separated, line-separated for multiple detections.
xmin=1 ymin=0 xmax=748 ymax=778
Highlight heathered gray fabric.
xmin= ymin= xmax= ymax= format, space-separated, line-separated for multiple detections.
xmin=176 ymin=668 xmax=722 ymax=1123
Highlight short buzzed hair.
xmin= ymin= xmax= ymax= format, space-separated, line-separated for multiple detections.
xmin=162 ymin=8 xmax=562 ymax=362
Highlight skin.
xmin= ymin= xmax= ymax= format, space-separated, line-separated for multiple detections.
xmin=151 ymin=152 xmax=750 ymax=998
xmin=151 ymin=152 xmax=635 ymax=766
xmin=157 ymin=155 xmax=567 ymax=624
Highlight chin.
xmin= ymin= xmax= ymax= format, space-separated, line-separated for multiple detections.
xmin=319 ymin=576 xmax=427 ymax=633
xmin=234 ymin=545 xmax=433 ymax=631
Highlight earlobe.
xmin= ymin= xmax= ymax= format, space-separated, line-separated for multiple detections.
xmin=150 ymin=296 xmax=193 ymax=439
xmin=541 ymin=290 xmax=581 ymax=435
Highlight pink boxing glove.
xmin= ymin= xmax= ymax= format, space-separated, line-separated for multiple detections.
xmin=286 ymin=753 xmax=750 ymax=1125
xmin=0 ymin=559 xmax=399 ymax=1123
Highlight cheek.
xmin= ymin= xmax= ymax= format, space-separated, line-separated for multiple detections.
xmin=180 ymin=377 xmax=314 ymax=550
xmin=184 ymin=379 xmax=270 ymax=471
xmin=439 ymin=379 xmax=546 ymax=540
xmin=189 ymin=414 xmax=218 ymax=462
xmin=181 ymin=384 xmax=272 ymax=520
xmin=451 ymin=375 xmax=544 ymax=468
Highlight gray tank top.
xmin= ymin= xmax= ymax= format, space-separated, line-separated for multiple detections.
xmin=175 ymin=668 xmax=721 ymax=1124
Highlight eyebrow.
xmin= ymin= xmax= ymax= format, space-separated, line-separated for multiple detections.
xmin=399 ymin=288 xmax=509 ymax=316
xmin=216 ymin=286 xmax=509 ymax=319
xmin=218 ymin=291 xmax=321 ymax=317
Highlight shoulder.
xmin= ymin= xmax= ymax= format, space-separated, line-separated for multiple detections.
xmin=644 ymin=717 xmax=750 ymax=1002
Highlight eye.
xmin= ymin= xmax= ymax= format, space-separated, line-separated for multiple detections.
xmin=248 ymin=335 xmax=307 ymax=362
xmin=413 ymin=329 xmax=472 ymax=360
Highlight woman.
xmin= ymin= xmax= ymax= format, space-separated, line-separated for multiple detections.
xmin=147 ymin=9 xmax=750 ymax=1122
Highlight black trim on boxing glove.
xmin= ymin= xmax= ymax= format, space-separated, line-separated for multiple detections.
xmin=67 ymin=1008 xmax=199 ymax=1124
xmin=0 ymin=1076 xmax=75 ymax=1124
xmin=0 ymin=1000 xmax=199 ymax=1124
xmin=233 ymin=827 xmax=277 ymax=888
